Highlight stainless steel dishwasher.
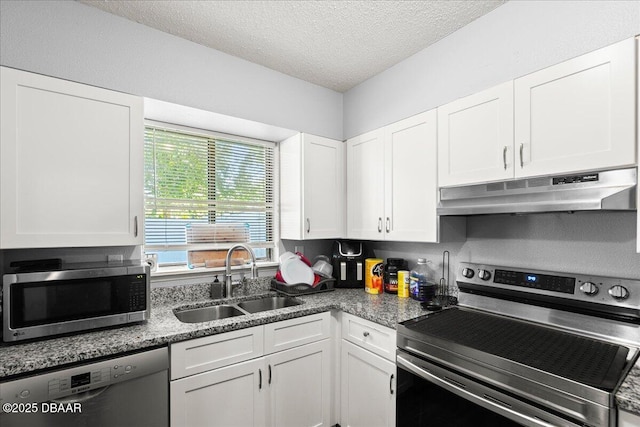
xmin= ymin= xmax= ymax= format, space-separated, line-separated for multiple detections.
xmin=0 ymin=347 xmax=168 ymax=427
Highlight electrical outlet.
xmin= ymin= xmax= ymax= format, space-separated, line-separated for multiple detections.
xmin=294 ymin=245 xmax=304 ymax=254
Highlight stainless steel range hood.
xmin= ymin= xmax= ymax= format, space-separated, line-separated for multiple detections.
xmin=437 ymin=168 xmax=637 ymax=216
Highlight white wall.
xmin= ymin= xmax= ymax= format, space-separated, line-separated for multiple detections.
xmin=344 ymin=0 xmax=640 ymax=139
xmin=0 ymin=0 xmax=343 ymax=141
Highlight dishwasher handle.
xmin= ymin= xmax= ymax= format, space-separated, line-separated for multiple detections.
xmin=51 ymin=385 xmax=110 ymax=404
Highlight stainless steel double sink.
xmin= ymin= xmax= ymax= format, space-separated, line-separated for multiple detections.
xmin=174 ymin=296 xmax=303 ymax=323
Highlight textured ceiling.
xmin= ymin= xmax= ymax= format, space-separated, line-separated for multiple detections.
xmin=79 ymin=1 xmax=506 ymax=92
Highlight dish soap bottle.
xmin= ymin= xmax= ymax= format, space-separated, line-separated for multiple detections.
xmin=410 ymin=258 xmax=436 ymax=302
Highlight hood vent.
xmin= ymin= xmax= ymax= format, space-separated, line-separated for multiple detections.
xmin=437 ymin=168 xmax=637 ymax=216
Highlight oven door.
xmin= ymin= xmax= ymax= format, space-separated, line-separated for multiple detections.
xmin=396 ymin=350 xmax=585 ymax=427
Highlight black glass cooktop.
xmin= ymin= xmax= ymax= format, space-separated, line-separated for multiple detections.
xmin=400 ymin=307 xmax=629 ymax=391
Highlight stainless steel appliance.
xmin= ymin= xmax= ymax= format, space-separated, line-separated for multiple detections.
xmin=397 ymin=262 xmax=639 ymax=427
xmin=0 ymin=347 xmax=168 ymax=427
xmin=331 ymin=240 xmax=370 ymax=288
xmin=3 ymin=261 xmax=150 ymax=342
xmin=437 ymin=167 xmax=636 ymax=216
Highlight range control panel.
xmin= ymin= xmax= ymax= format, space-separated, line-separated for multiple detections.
xmin=493 ymin=270 xmax=575 ymax=294
xmin=458 ymin=262 xmax=639 ymax=311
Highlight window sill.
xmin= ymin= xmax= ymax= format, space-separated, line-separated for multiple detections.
xmin=150 ymin=262 xmax=279 ymax=283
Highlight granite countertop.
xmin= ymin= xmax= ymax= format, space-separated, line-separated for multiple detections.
xmin=617 ymin=362 xmax=640 ymax=415
xmin=0 ymin=281 xmax=425 ymax=379
xmin=0 ymin=280 xmax=638 ymax=416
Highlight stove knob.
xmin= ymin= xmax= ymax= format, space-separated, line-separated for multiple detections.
xmin=461 ymin=268 xmax=474 ymax=279
xmin=608 ymin=285 xmax=630 ymax=301
xmin=579 ymin=282 xmax=599 ymax=296
xmin=478 ymin=269 xmax=492 ymax=281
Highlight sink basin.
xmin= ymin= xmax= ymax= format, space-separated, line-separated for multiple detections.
xmin=237 ymin=296 xmax=303 ymax=314
xmin=174 ymin=305 xmax=246 ymax=323
xmin=174 ymin=296 xmax=304 ymax=323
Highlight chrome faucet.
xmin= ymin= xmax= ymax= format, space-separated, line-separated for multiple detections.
xmin=224 ymin=243 xmax=257 ymax=298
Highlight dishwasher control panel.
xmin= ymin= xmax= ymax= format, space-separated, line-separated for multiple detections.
xmin=47 ymin=367 xmax=113 ymax=398
xmin=0 ymin=347 xmax=168 ymax=404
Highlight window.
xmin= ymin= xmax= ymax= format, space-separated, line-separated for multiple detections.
xmin=144 ymin=124 xmax=276 ymax=268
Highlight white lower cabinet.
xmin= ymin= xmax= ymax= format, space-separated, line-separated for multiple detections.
xmin=340 ymin=340 xmax=396 ymax=427
xmin=340 ymin=313 xmax=397 ymax=427
xmin=268 ymin=340 xmax=331 ymax=427
xmin=170 ymin=312 xmax=331 ymax=427
xmin=618 ymin=409 xmax=640 ymax=427
xmin=171 ymin=357 xmax=266 ymax=427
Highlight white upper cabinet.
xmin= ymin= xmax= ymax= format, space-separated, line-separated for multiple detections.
xmin=280 ymin=133 xmax=345 ymax=240
xmin=347 ymin=110 xmax=439 ymax=242
xmin=437 ymin=82 xmax=514 ymax=187
xmin=0 ymin=67 xmax=143 ymax=248
xmin=384 ymin=110 xmax=438 ymax=242
xmin=514 ymin=38 xmax=636 ymax=178
xmin=438 ymin=38 xmax=636 ymax=187
xmin=346 ymin=128 xmax=385 ymax=241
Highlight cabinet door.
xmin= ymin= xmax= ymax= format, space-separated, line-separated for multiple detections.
xmin=267 ymin=339 xmax=331 ymax=427
xmin=170 ymin=325 xmax=264 ymax=380
xmin=341 ymin=340 xmax=395 ymax=427
xmin=384 ymin=110 xmax=438 ymax=242
xmin=438 ymin=81 xmax=514 ymax=187
xmin=264 ymin=311 xmax=331 ymax=355
xmin=346 ymin=129 xmax=385 ymax=240
xmin=170 ymin=358 xmax=266 ymax=427
xmin=303 ymin=134 xmax=345 ymax=239
xmin=0 ymin=67 xmax=143 ymax=248
xmin=618 ymin=409 xmax=640 ymax=427
xmin=514 ymin=38 xmax=636 ymax=178
xmin=279 ymin=133 xmax=304 ymax=239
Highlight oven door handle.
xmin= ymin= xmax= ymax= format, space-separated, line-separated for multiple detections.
xmin=397 ymin=355 xmax=557 ymax=427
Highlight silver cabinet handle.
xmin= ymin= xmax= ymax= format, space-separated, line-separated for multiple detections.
xmin=268 ymin=364 xmax=272 ymax=385
xmin=377 ymin=217 xmax=382 ymax=233
xmin=134 ymin=216 xmax=138 ymax=237
xmin=363 ymin=331 xmax=370 ymax=337
xmin=385 ymin=217 xmax=390 ymax=233
xmin=390 ymin=374 xmax=394 ymax=395
xmin=259 ymin=368 xmax=262 ymax=389
xmin=503 ymin=146 xmax=508 ymax=170
xmin=306 ymin=218 xmax=310 ymax=233
xmin=519 ymin=143 xmax=524 ymax=168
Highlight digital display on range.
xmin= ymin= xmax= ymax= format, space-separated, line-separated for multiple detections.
xmin=494 ymin=270 xmax=575 ymax=294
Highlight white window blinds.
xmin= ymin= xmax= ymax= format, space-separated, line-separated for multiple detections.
xmin=144 ymin=125 xmax=276 ymax=265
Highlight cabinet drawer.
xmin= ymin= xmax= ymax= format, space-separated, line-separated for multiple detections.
xmin=264 ymin=311 xmax=331 ymax=354
xmin=171 ymin=326 xmax=264 ymax=380
xmin=341 ymin=313 xmax=396 ymax=362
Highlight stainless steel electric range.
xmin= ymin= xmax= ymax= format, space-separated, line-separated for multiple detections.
xmin=396 ymin=262 xmax=639 ymax=427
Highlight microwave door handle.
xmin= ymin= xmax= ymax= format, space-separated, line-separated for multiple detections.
xmin=50 ymin=385 xmax=110 ymax=404
xmin=396 ymin=356 xmax=555 ymax=427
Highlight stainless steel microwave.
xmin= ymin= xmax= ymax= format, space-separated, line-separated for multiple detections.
xmin=3 ymin=262 xmax=150 ymax=342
